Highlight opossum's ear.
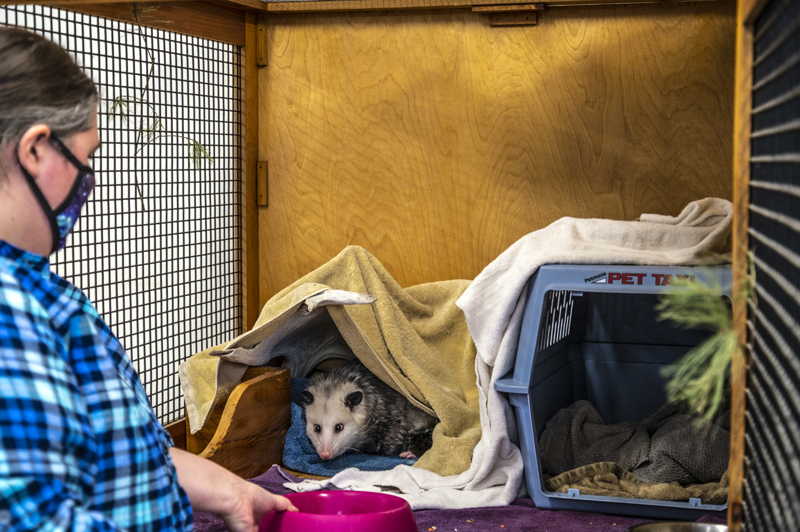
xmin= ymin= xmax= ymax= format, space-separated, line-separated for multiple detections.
xmin=300 ymin=390 xmax=314 ymax=406
xmin=345 ymin=391 xmax=363 ymax=409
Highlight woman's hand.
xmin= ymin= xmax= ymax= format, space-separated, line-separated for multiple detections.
xmin=169 ymin=447 xmax=298 ymax=532
xmin=220 ymin=480 xmax=298 ymax=532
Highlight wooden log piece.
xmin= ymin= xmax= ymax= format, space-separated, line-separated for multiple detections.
xmin=187 ymin=367 xmax=291 ymax=479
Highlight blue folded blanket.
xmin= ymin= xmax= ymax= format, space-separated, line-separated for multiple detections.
xmin=281 ymin=378 xmax=416 ymax=476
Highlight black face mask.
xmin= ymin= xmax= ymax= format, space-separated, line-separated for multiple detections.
xmin=18 ymin=134 xmax=96 ymax=254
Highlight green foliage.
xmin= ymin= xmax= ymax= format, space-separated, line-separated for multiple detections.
xmin=143 ymin=117 xmax=164 ymax=144
xmin=657 ymin=277 xmax=739 ymax=423
xmin=106 ymin=97 xmax=136 ymax=124
xmin=188 ymin=140 xmax=214 ymax=169
xmin=106 ymin=95 xmax=213 ymax=169
xmin=103 ymin=3 xmax=214 ymax=206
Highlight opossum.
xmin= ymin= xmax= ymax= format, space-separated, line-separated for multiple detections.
xmin=300 ymin=360 xmax=438 ymax=461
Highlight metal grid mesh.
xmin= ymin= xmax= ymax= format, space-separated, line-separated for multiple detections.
xmin=0 ymin=5 xmax=244 ymax=425
xmin=745 ymin=0 xmax=800 ymax=528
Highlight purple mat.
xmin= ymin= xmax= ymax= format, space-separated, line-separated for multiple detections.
xmin=192 ymin=466 xmax=726 ymax=532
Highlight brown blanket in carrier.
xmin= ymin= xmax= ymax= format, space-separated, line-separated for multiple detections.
xmin=539 ymin=399 xmax=730 ymax=502
xmin=545 ymin=462 xmax=729 ymax=505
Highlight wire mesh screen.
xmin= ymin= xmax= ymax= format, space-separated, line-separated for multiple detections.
xmin=0 ymin=5 xmax=244 ymax=425
xmin=745 ymin=0 xmax=800 ymax=528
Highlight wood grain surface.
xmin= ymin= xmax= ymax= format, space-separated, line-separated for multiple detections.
xmin=29 ymin=0 xmax=720 ymax=14
xmin=728 ymin=0 xmax=769 ymax=527
xmin=243 ymin=14 xmax=262 ymax=331
xmin=258 ymin=2 xmax=736 ymax=301
xmin=55 ymin=1 xmax=246 ymax=45
xmin=728 ymin=0 xmax=752 ymax=524
xmin=265 ymin=0 xmax=723 ymax=14
xmin=187 ymin=367 xmax=291 ymax=478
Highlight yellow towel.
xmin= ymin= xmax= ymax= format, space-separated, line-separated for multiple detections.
xmin=179 ymin=246 xmax=479 ymax=477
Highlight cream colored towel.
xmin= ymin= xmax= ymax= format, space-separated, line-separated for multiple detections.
xmin=286 ymin=197 xmax=732 ymax=510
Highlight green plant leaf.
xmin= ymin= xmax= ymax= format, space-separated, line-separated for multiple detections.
xmin=143 ymin=118 xmax=164 ymax=143
xmin=106 ymin=97 xmax=136 ymax=124
xmin=655 ymin=279 xmax=732 ymax=333
xmin=187 ymin=139 xmax=214 ymax=169
xmin=657 ymin=276 xmax=737 ymax=423
xmin=660 ymin=328 xmax=738 ymax=422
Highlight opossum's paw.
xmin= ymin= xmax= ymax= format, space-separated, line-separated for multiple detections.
xmin=399 ymin=451 xmax=417 ymax=459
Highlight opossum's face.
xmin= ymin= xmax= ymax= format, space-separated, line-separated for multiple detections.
xmin=301 ymin=383 xmax=368 ymax=460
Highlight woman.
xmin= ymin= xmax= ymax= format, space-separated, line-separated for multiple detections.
xmin=0 ymin=26 xmax=296 ymax=531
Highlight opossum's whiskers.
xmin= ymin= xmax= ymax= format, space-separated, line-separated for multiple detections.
xmin=356 ymin=418 xmax=381 ymax=435
xmin=344 ymin=447 xmax=365 ymax=455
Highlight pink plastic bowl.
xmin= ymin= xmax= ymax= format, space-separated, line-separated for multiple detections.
xmin=259 ymin=490 xmax=418 ymax=532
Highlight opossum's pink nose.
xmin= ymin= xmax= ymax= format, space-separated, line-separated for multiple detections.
xmin=320 ymin=450 xmax=333 ymax=460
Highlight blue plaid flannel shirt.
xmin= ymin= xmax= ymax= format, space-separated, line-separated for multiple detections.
xmin=0 ymin=240 xmax=193 ymax=531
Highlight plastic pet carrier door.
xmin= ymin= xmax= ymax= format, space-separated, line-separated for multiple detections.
xmin=496 ymin=264 xmax=732 ymax=519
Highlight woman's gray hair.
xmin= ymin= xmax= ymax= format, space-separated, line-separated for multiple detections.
xmin=0 ymin=26 xmax=98 ymax=152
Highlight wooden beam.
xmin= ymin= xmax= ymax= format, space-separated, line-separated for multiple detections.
xmin=728 ymin=0 xmax=769 ymax=529
xmin=267 ymin=0 xmax=523 ymax=11
xmin=8 ymin=0 xmax=261 ymax=12
xmin=0 ymin=0 xmax=726 ymax=14
xmin=207 ymin=0 xmax=270 ymax=12
xmin=264 ymin=0 xmax=720 ymax=13
xmin=256 ymin=13 xmax=268 ymax=66
xmin=472 ymin=2 xmax=545 ymax=11
xmin=33 ymin=1 xmax=247 ymax=45
xmin=3 ymin=0 xmax=137 ymax=4
xmin=242 ymin=11 xmax=262 ymax=331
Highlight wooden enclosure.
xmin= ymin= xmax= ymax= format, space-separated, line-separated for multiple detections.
xmin=11 ymin=0 xmax=743 ymax=506
xmin=258 ymin=1 xmax=737 ymax=300
xmin=24 ymin=0 xmax=737 ymax=320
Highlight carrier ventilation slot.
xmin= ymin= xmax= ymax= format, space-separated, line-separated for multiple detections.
xmin=536 ymin=290 xmax=575 ymax=353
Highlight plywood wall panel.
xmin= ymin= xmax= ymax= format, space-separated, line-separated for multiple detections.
xmin=259 ymin=2 xmax=736 ymax=301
